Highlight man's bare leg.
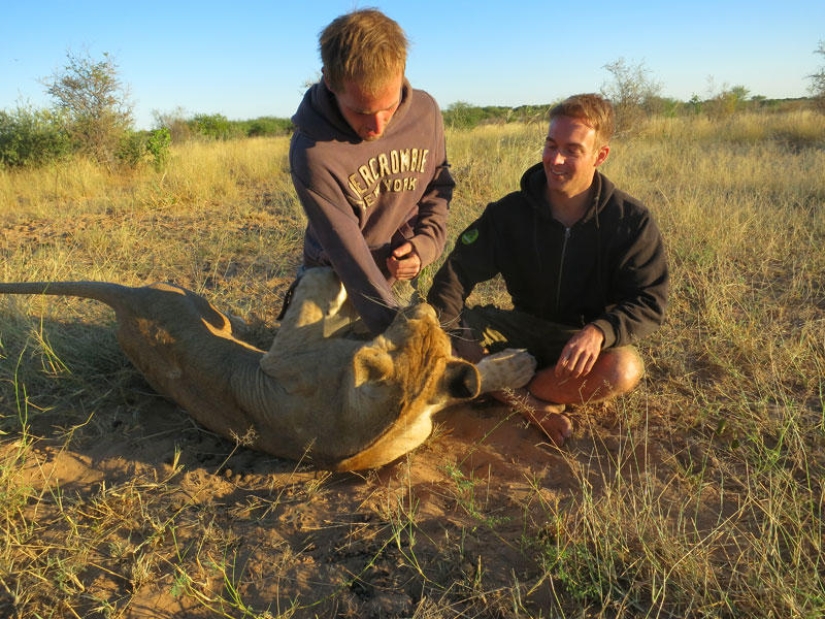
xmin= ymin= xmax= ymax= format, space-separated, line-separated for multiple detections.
xmin=530 ymin=346 xmax=645 ymax=404
xmin=497 ymin=347 xmax=644 ymax=447
xmin=452 ymin=335 xmax=574 ymax=446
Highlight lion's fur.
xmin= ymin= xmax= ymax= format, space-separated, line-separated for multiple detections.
xmin=0 ymin=268 xmax=506 ymax=471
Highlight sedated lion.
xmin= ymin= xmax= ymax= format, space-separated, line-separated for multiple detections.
xmin=0 ymin=267 xmax=534 ymax=471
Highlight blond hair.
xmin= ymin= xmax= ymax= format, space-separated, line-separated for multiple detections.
xmin=550 ymin=94 xmax=616 ymax=146
xmin=320 ymin=8 xmax=407 ymax=95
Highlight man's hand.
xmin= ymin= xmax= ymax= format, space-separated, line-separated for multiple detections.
xmin=555 ymin=324 xmax=604 ymax=379
xmin=386 ymin=242 xmax=421 ymax=281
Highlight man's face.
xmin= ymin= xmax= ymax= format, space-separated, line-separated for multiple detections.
xmin=542 ymin=116 xmax=609 ymax=199
xmin=329 ymin=74 xmax=403 ymax=141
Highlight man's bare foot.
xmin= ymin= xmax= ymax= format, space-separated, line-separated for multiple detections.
xmin=521 ymin=401 xmax=573 ymax=447
xmin=494 ymin=388 xmax=573 ymax=447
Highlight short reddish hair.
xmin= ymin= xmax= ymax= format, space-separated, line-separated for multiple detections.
xmin=550 ymin=94 xmax=616 ymax=146
xmin=320 ymin=9 xmax=408 ymax=95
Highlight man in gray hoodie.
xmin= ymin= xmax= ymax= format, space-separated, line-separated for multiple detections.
xmin=428 ymin=94 xmax=669 ymax=446
xmin=289 ymin=8 xmax=454 ymax=335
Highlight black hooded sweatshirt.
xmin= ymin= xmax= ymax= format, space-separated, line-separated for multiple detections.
xmin=427 ymin=163 xmax=668 ymax=350
xmin=290 ymin=79 xmax=454 ymax=335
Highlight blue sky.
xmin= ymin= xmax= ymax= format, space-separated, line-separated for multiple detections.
xmin=2 ymin=1 xmax=823 ymax=130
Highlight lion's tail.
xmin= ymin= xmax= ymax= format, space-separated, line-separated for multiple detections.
xmin=0 ymin=281 xmax=137 ymax=313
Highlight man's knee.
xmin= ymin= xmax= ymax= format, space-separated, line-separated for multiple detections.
xmin=605 ymin=347 xmax=645 ymax=395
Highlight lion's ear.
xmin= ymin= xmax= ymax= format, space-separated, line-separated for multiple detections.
xmin=352 ymin=346 xmax=394 ymax=387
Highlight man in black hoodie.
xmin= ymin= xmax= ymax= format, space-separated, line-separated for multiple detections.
xmin=427 ymin=94 xmax=668 ymax=446
xmin=289 ymin=9 xmax=454 ymax=335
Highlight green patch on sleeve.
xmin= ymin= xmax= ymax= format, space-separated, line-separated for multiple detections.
xmin=461 ymin=228 xmax=480 ymax=245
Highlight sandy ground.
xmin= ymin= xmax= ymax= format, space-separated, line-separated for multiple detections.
xmin=0 ymin=218 xmax=680 ymax=617
xmin=5 ymin=374 xmax=677 ymax=617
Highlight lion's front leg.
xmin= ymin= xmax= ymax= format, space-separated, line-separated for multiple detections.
xmin=277 ymin=267 xmax=347 ymax=329
xmin=475 ymin=348 xmax=537 ymax=393
xmin=261 ymin=267 xmax=348 ymax=374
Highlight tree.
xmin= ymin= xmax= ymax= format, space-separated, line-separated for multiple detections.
xmin=443 ymin=101 xmax=486 ymax=130
xmin=601 ymin=58 xmax=662 ymax=135
xmin=809 ymin=40 xmax=825 ymax=111
xmin=42 ymin=50 xmax=133 ymax=163
xmin=703 ymin=79 xmax=750 ymax=119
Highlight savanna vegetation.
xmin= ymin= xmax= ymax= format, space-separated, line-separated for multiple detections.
xmin=1 ymin=41 xmax=825 ymax=618
xmin=3 ymin=49 xmax=824 ymax=173
xmin=1 ymin=102 xmax=824 ymax=618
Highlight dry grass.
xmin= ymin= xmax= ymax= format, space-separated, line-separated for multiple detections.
xmin=1 ymin=112 xmax=824 ymax=618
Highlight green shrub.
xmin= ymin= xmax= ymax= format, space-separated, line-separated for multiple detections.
xmin=115 ymin=127 xmax=172 ymax=171
xmin=243 ymin=116 xmax=293 ymax=137
xmin=0 ymin=106 xmax=71 ymax=168
xmin=116 ymin=130 xmax=148 ymax=168
xmin=189 ymin=113 xmax=240 ymax=140
xmin=146 ymin=127 xmax=171 ymax=171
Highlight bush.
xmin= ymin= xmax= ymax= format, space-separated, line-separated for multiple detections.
xmin=116 ymin=130 xmax=148 ymax=168
xmin=243 ymin=116 xmax=293 ymax=137
xmin=0 ymin=106 xmax=71 ymax=168
xmin=115 ymin=127 xmax=172 ymax=171
xmin=146 ymin=127 xmax=171 ymax=171
xmin=189 ymin=114 xmax=240 ymax=140
xmin=443 ymin=101 xmax=488 ymax=130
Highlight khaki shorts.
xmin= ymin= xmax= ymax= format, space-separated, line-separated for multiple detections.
xmin=460 ymin=305 xmax=580 ymax=370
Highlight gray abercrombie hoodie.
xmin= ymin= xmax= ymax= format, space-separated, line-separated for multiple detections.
xmin=290 ymin=79 xmax=454 ymax=335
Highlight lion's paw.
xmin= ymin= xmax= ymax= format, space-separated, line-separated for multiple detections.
xmin=476 ymin=348 xmax=537 ymax=393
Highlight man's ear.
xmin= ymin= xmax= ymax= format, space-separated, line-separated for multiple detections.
xmin=595 ymin=144 xmax=610 ymax=167
xmin=321 ymin=67 xmax=335 ymax=93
